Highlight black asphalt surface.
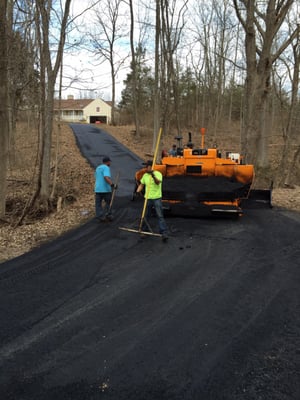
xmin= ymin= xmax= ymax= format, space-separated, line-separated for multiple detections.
xmin=1 ymin=124 xmax=299 ymax=400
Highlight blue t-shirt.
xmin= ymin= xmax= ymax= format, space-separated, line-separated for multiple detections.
xmin=94 ymin=164 xmax=111 ymax=193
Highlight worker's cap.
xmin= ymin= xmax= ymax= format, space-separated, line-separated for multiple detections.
xmin=143 ymin=160 xmax=153 ymax=167
xmin=103 ymin=156 xmax=111 ymax=163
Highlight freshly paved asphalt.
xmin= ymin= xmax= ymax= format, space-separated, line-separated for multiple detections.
xmin=0 ymin=124 xmax=299 ymax=400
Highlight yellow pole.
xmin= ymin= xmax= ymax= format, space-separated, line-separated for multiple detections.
xmin=152 ymin=127 xmax=163 ymax=168
xmin=139 ymin=127 xmax=163 ymax=231
xmin=201 ymin=127 xmax=206 ymax=148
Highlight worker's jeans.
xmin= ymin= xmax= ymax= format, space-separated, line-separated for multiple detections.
xmin=144 ymin=198 xmax=168 ymax=234
xmin=95 ymin=192 xmax=112 ymax=219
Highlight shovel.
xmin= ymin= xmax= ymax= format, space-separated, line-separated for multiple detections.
xmin=108 ymin=172 xmax=120 ymax=215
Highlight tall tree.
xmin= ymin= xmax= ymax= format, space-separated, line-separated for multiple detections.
xmin=233 ymin=0 xmax=299 ymax=167
xmin=277 ymin=26 xmax=300 ymax=186
xmin=157 ymin=0 xmax=188 ymax=144
xmin=91 ymin=0 xmax=128 ymax=126
xmin=35 ymin=0 xmax=72 ymax=207
xmin=0 ymin=0 xmax=9 ymax=218
xmin=153 ymin=0 xmax=161 ymax=151
xmin=119 ymin=45 xmax=154 ymax=123
xmin=128 ymin=0 xmax=139 ymax=135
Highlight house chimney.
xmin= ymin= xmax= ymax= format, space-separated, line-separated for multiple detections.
xmin=67 ymin=95 xmax=74 ymax=100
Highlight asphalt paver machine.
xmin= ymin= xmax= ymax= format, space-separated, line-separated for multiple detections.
xmin=134 ymin=128 xmax=272 ymax=217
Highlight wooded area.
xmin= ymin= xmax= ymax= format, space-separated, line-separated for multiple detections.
xmin=0 ymin=0 xmax=299 ymax=220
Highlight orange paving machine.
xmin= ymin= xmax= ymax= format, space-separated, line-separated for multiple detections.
xmin=134 ymin=128 xmax=272 ymax=216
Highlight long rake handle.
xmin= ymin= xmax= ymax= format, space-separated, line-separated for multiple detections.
xmin=108 ymin=171 xmax=120 ymax=213
xmin=139 ymin=128 xmax=163 ymax=231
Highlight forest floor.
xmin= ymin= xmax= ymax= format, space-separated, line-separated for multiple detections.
xmin=1 ymin=123 xmax=300 ymax=264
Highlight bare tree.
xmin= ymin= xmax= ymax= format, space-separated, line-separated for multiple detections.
xmin=91 ymin=0 xmax=128 ymax=126
xmin=152 ymin=0 xmax=161 ymax=150
xmin=277 ymin=27 xmax=300 ymax=186
xmin=188 ymin=0 xmax=242 ymax=138
xmin=233 ymin=0 xmax=299 ymax=167
xmin=128 ymin=0 xmax=140 ymax=135
xmin=35 ymin=0 xmax=72 ymax=207
xmin=14 ymin=0 xmax=73 ymax=223
xmin=210 ymin=0 xmax=233 ymax=137
xmin=157 ymin=0 xmax=188 ymax=143
xmin=0 ymin=0 xmax=9 ymax=218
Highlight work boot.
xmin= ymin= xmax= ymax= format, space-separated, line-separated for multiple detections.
xmin=162 ymin=232 xmax=169 ymax=242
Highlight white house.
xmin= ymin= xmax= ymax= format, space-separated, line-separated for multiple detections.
xmin=54 ymin=95 xmax=112 ymax=124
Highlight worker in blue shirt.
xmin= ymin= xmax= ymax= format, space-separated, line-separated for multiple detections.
xmin=94 ymin=156 xmax=117 ymax=222
xmin=168 ymin=144 xmax=177 ymax=156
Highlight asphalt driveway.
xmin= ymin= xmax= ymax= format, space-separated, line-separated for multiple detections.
xmin=0 ymin=124 xmax=299 ymax=399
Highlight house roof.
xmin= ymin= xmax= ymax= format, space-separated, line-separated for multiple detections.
xmin=53 ymin=99 xmax=94 ymax=110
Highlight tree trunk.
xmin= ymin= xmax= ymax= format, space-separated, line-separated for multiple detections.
xmin=280 ymin=38 xmax=300 ymax=186
xmin=234 ymin=0 xmax=297 ymax=169
xmin=152 ymin=0 xmax=161 ymax=153
xmin=39 ymin=84 xmax=55 ymax=203
xmin=129 ymin=0 xmax=139 ymax=136
xmin=243 ymin=72 xmax=271 ymax=166
xmin=35 ymin=0 xmax=71 ymax=206
xmin=0 ymin=0 xmax=9 ymax=217
xmin=111 ymin=59 xmax=116 ymax=126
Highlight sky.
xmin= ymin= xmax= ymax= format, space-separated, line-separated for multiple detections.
xmin=59 ymin=0 xmax=133 ymax=102
xmin=61 ymin=49 xmax=129 ymax=101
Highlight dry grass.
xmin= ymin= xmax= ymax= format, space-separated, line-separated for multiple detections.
xmin=0 ymin=121 xmax=299 ymax=264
